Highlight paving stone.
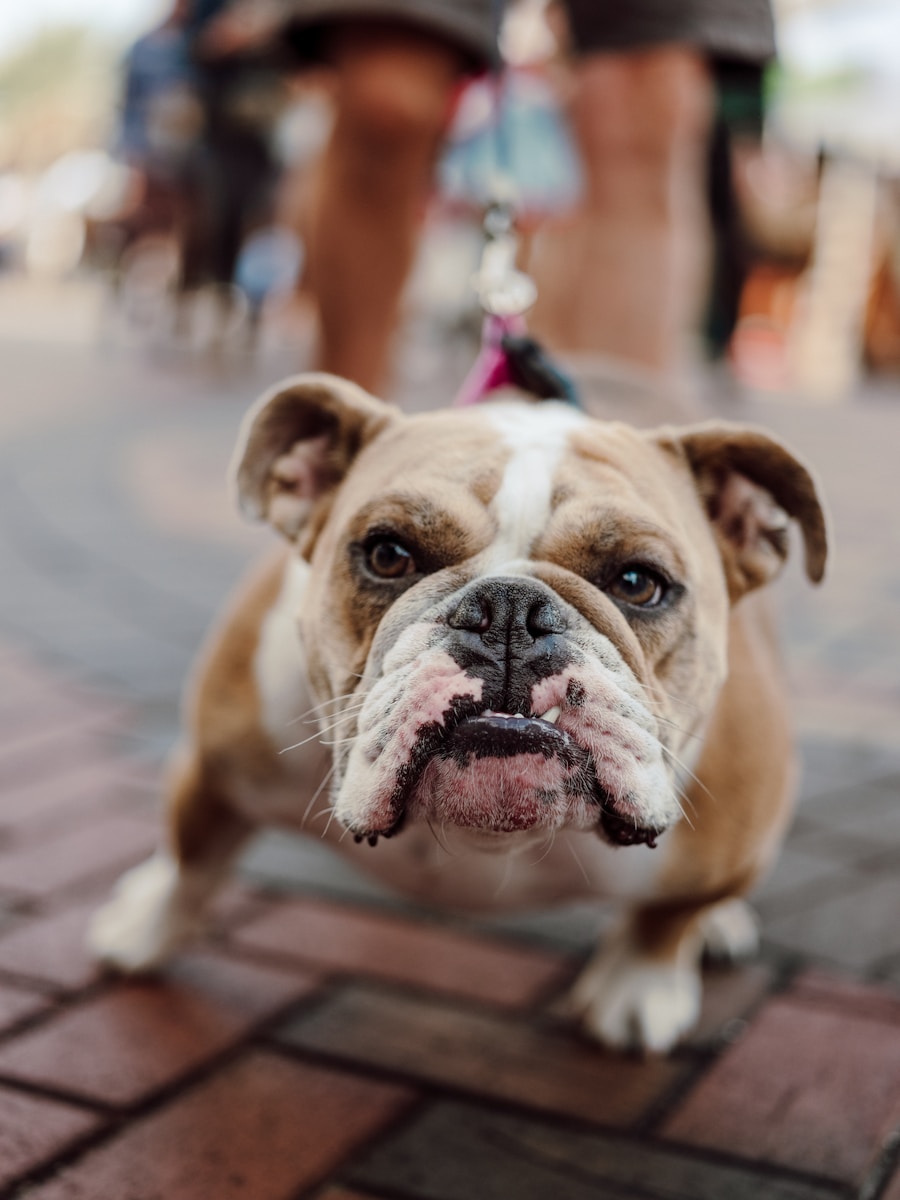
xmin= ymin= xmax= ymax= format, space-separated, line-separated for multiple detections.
xmin=795 ymin=774 xmax=900 ymax=841
xmin=0 ymin=722 xmax=126 ymax=793
xmin=0 ymin=1083 xmax=102 ymax=1192
xmin=785 ymin=821 xmax=898 ymax=866
xmin=0 ymin=684 xmax=97 ymax=743
xmin=207 ymin=880 xmax=282 ymax=933
xmin=0 ymin=761 xmax=155 ymax=843
xmin=752 ymin=841 xmax=864 ymax=914
xmin=231 ymin=895 xmax=570 ymax=1008
xmin=0 ymin=951 xmax=319 ymax=1108
xmin=0 ymin=979 xmax=51 ymax=1034
xmin=314 ymin=1190 xmax=382 ymax=1200
xmin=346 ymin=1099 xmax=842 ymax=1200
xmin=688 ymin=961 xmax=775 ymax=1049
xmin=277 ymin=982 xmax=682 ymax=1128
xmin=0 ymin=902 xmax=105 ymax=991
xmin=879 ymin=1162 xmax=900 ymax=1200
xmin=789 ymin=969 xmax=900 ymax=1023
xmin=239 ymin=829 xmax=413 ymax=907
xmin=762 ymin=872 xmax=900 ymax=971
xmin=472 ymin=899 xmax=609 ymax=955
xmin=0 ymin=670 xmax=121 ymax=750
xmin=24 ymin=1050 xmax=413 ymax=1200
xmin=796 ymin=737 xmax=900 ymax=803
xmin=241 ymin=834 xmax=608 ymax=957
xmin=0 ymin=812 xmax=158 ymax=899
xmin=873 ymin=956 xmax=900 ymax=991
xmin=663 ymin=989 xmax=900 ymax=1185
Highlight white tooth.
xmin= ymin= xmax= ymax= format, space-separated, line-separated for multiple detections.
xmin=541 ymin=706 xmax=561 ymax=725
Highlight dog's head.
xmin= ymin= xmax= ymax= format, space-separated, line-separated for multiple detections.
xmin=234 ymin=373 xmax=827 ymax=848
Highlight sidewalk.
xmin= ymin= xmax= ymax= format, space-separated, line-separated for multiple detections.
xmin=1 ymin=275 xmax=900 ymax=1199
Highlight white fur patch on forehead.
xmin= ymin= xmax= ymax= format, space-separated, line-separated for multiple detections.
xmin=484 ymin=402 xmax=587 ymax=570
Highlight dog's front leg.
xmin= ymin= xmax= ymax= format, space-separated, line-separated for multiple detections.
xmin=88 ymin=749 xmax=251 ymax=973
xmin=568 ymin=895 xmax=759 ymax=1054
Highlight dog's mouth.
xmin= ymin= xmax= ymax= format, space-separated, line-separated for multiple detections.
xmin=352 ymin=700 xmax=665 ymax=849
xmin=449 ymin=708 xmax=578 ymax=762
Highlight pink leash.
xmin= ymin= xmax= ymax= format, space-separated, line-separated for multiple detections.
xmin=452 ymin=313 xmax=528 ymax=407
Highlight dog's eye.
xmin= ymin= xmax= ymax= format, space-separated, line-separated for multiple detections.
xmin=365 ymin=537 xmax=417 ymax=580
xmin=606 ymin=566 xmax=667 ymax=608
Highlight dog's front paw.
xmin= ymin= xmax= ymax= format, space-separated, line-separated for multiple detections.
xmin=87 ymin=854 xmax=200 ymax=974
xmin=698 ymin=897 xmax=760 ymax=964
xmin=568 ymin=941 xmax=701 ymax=1054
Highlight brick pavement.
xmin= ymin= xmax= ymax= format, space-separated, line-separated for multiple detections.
xmin=1 ymin=275 xmax=900 ymax=1197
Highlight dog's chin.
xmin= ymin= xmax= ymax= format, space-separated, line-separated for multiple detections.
xmin=402 ymin=712 xmax=590 ymax=834
xmin=399 ymin=714 xmax=663 ymax=847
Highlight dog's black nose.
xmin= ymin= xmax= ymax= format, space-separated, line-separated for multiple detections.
xmin=446 ymin=579 xmax=570 ymax=712
xmin=447 ymin=578 xmax=567 ymax=647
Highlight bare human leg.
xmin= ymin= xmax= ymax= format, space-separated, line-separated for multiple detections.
xmin=528 ymin=46 xmax=714 ymax=378
xmin=305 ymin=23 xmax=467 ymax=393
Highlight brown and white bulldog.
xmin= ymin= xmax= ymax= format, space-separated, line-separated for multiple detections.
xmin=89 ymin=372 xmax=827 ymax=1052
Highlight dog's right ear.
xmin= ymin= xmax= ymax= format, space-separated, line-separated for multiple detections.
xmin=231 ymin=372 xmax=395 ymax=548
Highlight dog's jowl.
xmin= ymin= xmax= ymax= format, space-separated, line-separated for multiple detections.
xmin=90 ymin=373 xmax=827 ymax=1053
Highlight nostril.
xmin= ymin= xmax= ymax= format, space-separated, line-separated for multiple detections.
xmin=527 ymin=598 xmax=565 ymax=638
xmin=448 ymin=594 xmax=493 ymax=634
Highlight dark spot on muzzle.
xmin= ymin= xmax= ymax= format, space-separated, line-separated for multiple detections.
xmin=598 ymin=807 xmax=663 ymax=848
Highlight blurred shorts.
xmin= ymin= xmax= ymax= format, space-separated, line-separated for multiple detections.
xmin=279 ymin=0 xmax=776 ymax=69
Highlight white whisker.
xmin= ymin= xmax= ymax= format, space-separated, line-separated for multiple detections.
xmin=302 ymin=761 xmax=338 ymax=826
xmin=661 ymin=742 xmax=714 ymax=810
xmin=493 ymin=849 xmax=517 ymax=898
xmin=278 ymin=710 xmax=361 ymax=754
xmin=566 ymin=838 xmax=592 ymax=888
xmin=286 ymin=692 xmax=363 ymax=726
xmin=529 ymin=828 xmax=558 ymax=866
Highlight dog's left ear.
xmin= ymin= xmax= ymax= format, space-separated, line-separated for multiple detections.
xmin=231 ymin=372 xmax=396 ymax=550
xmin=655 ymin=421 xmax=828 ymax=599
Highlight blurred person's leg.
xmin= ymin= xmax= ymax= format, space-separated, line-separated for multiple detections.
xmin=529 ymin=0 xmax=776 ymax=382
xmin=529 ymin=46 xmax=714 ymax=376
xmin=305 ymin=23 xmax=466 ymax=391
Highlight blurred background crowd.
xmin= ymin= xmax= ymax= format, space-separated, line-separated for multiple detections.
xmin=0 ymin=0 xmax=898 ymax=403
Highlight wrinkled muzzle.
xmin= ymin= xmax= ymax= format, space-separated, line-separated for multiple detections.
xmin=331 ymin=576 xmax=682 ymax=847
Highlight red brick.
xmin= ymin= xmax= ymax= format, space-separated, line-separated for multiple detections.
xmin=0 ymin=980 xmax=50 ymax=1033
xmin=231 ymin=897 xmax=569 ymax=1007
xmin=789 ymin=968 xmax=900 ymax=1024
xmin=0 ymin=813 xmax=158 ymax=898
xmin=0 ymin=679 xmax=108 ymax=741
xmin=0 ymin=1083 xmax=101 ymax=1191
xmin=0 ymin=891 xmax=285 ymax=994
xmin=0 ymin=723 xmax=123 ymax=792
xmin=278 ymin=982 xmax=683 ymax=1128
xmin=0 ymin=664 xmax=125 ymax=759
xmin=208 ymin=881 xmax=280 ymax=933
xmin=0 ymin=761 xmax=156 ymax=841
xmin=25 ymin=1051 xmax=413 ymax=1200
xmin=0 ymin=951 xmax=320 ymax=1107
xmin=663 ymin=991 xmax=900 ymax=1184
xmin=0 ymin=903 xmax=103 ymax=991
